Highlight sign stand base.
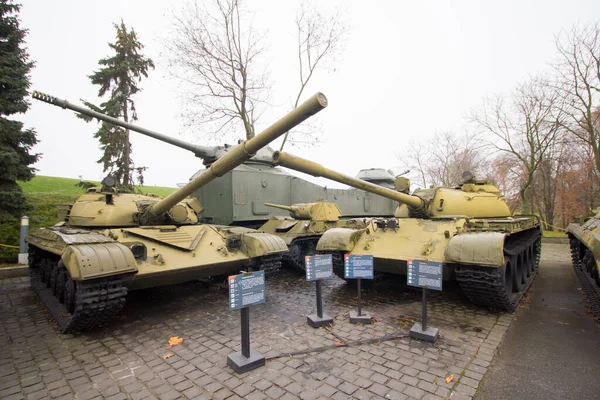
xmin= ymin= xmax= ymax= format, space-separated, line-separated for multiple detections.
xmin=307 ymin=280 xmax=333 ymax=328
xmin=409 ymin=288 xmax=438 ymax=342
xmin=349 ymin=310 xmax=372 ymax=324
xmin=227 ymin=348 xmax=265 ymax=374
xmin=227 ymin=307 xmax=265 ymax=373
xmin=307 ymin=313 xmax=333 ymax=328
xmin=409 ymin=323 xmax=439 ymax=342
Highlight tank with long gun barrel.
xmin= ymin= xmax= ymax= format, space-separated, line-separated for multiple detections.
xmin=26 ymin=91 xmax=327 ymax=332
xmin=32 ymin=91 xmax=398 ymax=227
xmin=272 ymin=151 xmax=542 ymax=311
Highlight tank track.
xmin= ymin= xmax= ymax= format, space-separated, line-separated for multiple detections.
xmin=255 ymin=254 xmax=283 ymax=277
xmin=283 ymin=236 xmax=321 ymax=271
xmin=455 ymin=230 xmax=541 ymax=311
xmin=29 ymin=248 xmax=129 ymax=333
xmin=569 ymin=238 xmax=600 ymax=318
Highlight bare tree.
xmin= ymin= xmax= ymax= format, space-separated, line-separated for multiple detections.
xmin=166 ymin=0 xmax=348 ymax=146
xmin=280 ymin=0 xmax=349 ymax=150
xmin=553 ymin=23 xmax=600 ymax=174
xmin=402 ymin=131 xmax=486 ymax=189
xmin=165 ymin=0 xmax=269 ymax=141
xmin=471 ymin=77 xmax=563 ymax=213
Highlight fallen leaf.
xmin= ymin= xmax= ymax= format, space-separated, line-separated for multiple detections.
xmin=335 ymin=341 xmax=344 ymax=346
xmin=372 ymin=316 xmax=380 ymax=322
xmin=166 ymin=336 xmax=183 ymax=349
xmin=445 ymin=374 xmax=454 ymax=383
xmin=163 ymin=353 xmax=174 ymax=360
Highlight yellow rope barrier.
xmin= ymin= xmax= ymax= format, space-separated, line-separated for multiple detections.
xmin=0 ymin=243 xmax=20 ymax=249
xmin=542 ymin=222 xmax=567 ymax=232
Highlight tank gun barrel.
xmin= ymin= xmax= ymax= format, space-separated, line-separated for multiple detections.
xmin=264 ymin=203 xmax=294 ymax=212
xmin=32 ymin=91 xmax=218 ymax=160
xmin=272 ymin=151 xmax=426 ymax=211
xmin=149 ymin=94 xmax=328 ymax=216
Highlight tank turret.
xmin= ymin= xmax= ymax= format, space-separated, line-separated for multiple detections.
xmin=272 ymin=151 xmax=510 ymax=219
xmin=265 ymin=200 xmax=342 ymax=221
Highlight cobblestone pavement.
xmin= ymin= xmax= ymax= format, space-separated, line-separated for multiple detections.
xmin=0 ymin=254 xmax=528 ymax=400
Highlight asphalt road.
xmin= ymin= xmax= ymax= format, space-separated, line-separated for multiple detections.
xmin=476 ymin=243 xmax=600 ymax=400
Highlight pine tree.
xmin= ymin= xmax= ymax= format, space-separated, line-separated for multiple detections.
xmin=0 ymin=0 xmax=39 ymax=223
xmin=82 ymin=21 xmax=154 ymax=187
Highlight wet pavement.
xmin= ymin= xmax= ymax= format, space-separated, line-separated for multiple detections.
xmin=2 ymin=258 xmax=521 ymax=400
xmin=476 ymin=243 xmax=600 ymax=400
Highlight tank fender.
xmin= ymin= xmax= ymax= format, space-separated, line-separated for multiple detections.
xmin=445 ymin=232 xmax=506 ymax=267
xmin=61 ymin=243 xmax=138 ymax=280
xmin=316 ymin=228 xmax=365 ymax=252
xmin=241 ymin=232 xmax=288 ymax=258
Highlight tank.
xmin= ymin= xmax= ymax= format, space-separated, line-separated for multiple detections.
xmin=567 ymin=211 xmax=600 ymax=316
xmin=25 ymin=90 xmax=327 ymax=332
xmin=272 ymin=151 xmax=542 ymax=311
xmin=258 ymin=201 xmax=370 ymax=270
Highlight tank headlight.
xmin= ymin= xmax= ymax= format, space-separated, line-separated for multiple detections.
xmin=226 ymin=236 xmax=242 ymax=251
xmin=130 ymin=243 xmax=147 ymax=260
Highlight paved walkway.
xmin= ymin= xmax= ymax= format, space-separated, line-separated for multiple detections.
xmin=0 ymin=262 xmax=518 ymax=400
xmin=476 ymin=243 xmax=600 ymax=399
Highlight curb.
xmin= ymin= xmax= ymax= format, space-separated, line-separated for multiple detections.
xmin=542 ymin=237 xmax=569 ymax=244
xmin=0 ymin=265 xmax=29 ymax=280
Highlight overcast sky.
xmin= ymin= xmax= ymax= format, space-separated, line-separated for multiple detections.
xmin=17 ymin=0 xmax=600 ymax=188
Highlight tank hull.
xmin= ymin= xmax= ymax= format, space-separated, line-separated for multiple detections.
xmin=191 ymin=164 xmax=396 ymax=227
xmin=26 ymin=223 xmax=287 ymax=332
xmin=317 ymin=216 xmax=541 ymax=310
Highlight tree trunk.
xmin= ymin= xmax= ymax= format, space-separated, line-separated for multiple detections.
xmin=122 ymin=101 xmax=131 ymax=186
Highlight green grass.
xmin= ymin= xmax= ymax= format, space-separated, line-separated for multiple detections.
xmin=542 ymin=229 xmax=568 ymax=238
xmin=0 ymin=176 xmax=177 ymax=263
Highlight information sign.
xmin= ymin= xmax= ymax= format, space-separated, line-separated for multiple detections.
xmin=228 ymin=271 xmax=265 ymax=311
xmin=305 ymin=254 xmax=333 ymax=281
xmin=344 ymin=254 xmax=374 ymax=279
xmin=406 ymin=259 xmax=443 ymax=291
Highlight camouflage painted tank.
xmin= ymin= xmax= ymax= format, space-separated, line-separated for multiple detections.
xmin=258 ymin=201 xmax=369 ymax=270
xmin=26 ymin=90 xmax=327 ymax=332
xmin=272 ymin=151 xmax=542 ymax=311
xmin=567 ymin=210 xmax=600 ymax=315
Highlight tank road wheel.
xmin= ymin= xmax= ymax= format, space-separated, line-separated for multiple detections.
xmin=585 ymin=250 xmax=594 ymax=276
xmin=502 ymin=259 xmax=515 ymax=298
xmin=40 ymin=259 xmax=51 ymax=285
xmin=55 ymin=262 xmax=67 ymax=303
xmin=64 ymin=276 xmax=77 ymax=314
xmin=512 ymin=254 xmax=524 ymax=293
xmin=49 ymin=261 xmax=59 ymax=295
xmin=516 ymin=253 xmax=528 ymax=286
xmin=524 ymin=245 xmax=533 ymax=278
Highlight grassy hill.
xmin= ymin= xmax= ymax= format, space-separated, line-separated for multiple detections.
xmin=0 ymin=176 xmax=176 ymax=262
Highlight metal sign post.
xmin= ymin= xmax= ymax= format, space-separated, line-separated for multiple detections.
xmin=406 ymin=259 xmax=442 ymax=342
xmin=305 ymin=254 xmax=334 ymax=328
xmin=345 ymin=254 xmax=374 ymax=324
xmin=227 ymin=271 xmax=266 ymax=373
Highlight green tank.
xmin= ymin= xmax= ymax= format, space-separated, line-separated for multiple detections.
xmin=26 ymin=90 xmax=327 ymax=332
xmin=258 ymin=201 xmax=370 ymax=270
xmin=567 ymin=210 xmax=600 ymax=314
xmin=272 ymin=151 xmax=542 ymax=311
